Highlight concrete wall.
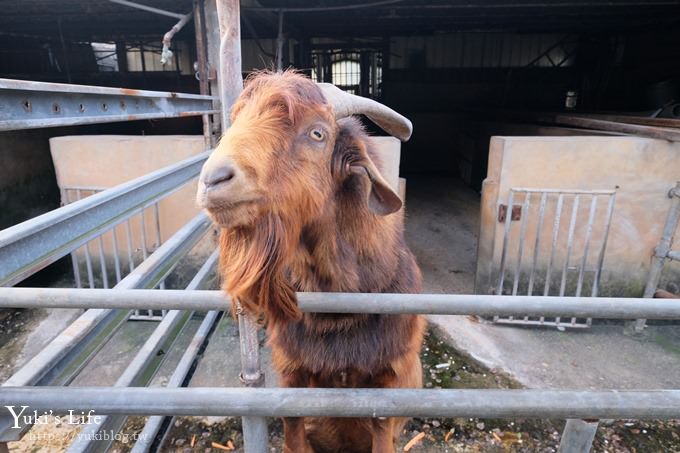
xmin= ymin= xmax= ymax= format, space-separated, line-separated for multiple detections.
xmin=49 ymin=134 xmax=402 ymax=267
xmin=50 ymin=135 xmax=206 ymax=263
xmin=476 ymin=136 xmax=680 ymax=297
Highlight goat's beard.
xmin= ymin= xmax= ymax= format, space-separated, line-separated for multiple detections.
xmin=218 ymin=213 xmax=301 ymax=324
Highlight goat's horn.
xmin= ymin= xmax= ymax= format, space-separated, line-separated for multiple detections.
xmin=317 ymin=83 xmax=413 ymax=141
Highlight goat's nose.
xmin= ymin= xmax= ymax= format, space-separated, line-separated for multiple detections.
xmin=202 ymin=164 xmax=236 ymax=188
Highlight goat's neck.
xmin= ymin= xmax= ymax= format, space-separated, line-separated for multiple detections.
xmin=287 ymin=206 xmax=402 ymax=293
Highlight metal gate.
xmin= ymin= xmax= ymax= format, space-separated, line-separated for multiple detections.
xmin=494 ymin=188 xmax=616 ymax=329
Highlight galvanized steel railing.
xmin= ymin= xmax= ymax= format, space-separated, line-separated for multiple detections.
xmin=0 ymin=78 xmax=217 ymax=131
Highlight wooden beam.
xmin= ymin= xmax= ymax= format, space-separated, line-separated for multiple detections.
xmin=550 ymin=115 xmax=680 ymax=142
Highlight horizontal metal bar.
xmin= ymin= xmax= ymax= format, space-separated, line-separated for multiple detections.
xmin=0 ymin=78 xmax=214 ymax=100
xmin=510 ymin=188 xmax=616 ymax=195
xmin=0 ymin=151 xmax=210 ymax=287
xmin=2 ymin=388 xmax=679 ymax=419
xmin=0 ymin=78 xmax=217 ymax=131
xmin=1 ymin=289 xmax=680 ymax=319
xmin=107 ymin=0 xmax=186 ymax=19
xmin=668 ymin=250 xmax=680 ymax=261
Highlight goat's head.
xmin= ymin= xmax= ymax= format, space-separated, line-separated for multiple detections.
xmin=196 ymin=70 xmax=412 ymax=321
xmin=197 ymin=70 xmax=411 ymax=229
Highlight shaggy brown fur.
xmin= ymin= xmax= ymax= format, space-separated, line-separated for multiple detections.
xmin=205 ymin=71 xmax=424 ymax=453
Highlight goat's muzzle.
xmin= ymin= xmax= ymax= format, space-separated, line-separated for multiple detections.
xmin=197 ymin=153 xmax=260 ymax=227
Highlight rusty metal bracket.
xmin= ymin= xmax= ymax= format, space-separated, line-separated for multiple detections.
xmin=498 ymin=204 xmax=522 ymax=222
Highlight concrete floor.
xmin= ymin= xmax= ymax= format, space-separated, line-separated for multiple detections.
xmin=405 ymin=176 xmax=680 ymax=390
xmin=3 ymin=176 xmax=680 ymax=398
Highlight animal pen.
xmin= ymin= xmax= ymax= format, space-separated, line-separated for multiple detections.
xmin=1 ymin=1 xmax=680 ymax=453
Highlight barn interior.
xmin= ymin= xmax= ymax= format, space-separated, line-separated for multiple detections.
xmin=3 ymin=0 xmax=680 ymax=231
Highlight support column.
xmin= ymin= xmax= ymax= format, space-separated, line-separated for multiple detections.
xmin=558 ymin=419 xmax=599 ymax=453
xmin=214 ymin=2 xmax=266 ymax=451
xmin=635 ymin=182 xmax=680 ymax=331
xmin=204 ymin=0 xmax=223 ymax=138
xmin=193 ymin=0 xmax=215 ymax=148
xmin=216 ymin=0 xmax=242 ymax=131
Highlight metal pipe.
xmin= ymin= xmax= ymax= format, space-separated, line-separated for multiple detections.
xmin=576 ymin=196 xmax=598 ymax=298
xmin=636 ymin=183 xmax=680 ymax=331
xmin=276 ymin=11 xmax=285 ymax=71
xmin=107 ymin=0 xmax=186 ymax=20
xmin=591 ymin=194 xmax=616 ymax=298
xmin=97 ymin=236 xmax=109 ymax=289
xmin=216 ymin=0 xmax=242 ymax=131
xmin=83 ymin=242 xmax=95 ymax=289
xmin=512 ymin=193 xmax=531 ymax=297
xmin=215 ymin=2 xmax=265 ymax=451
xmin=558 ymin=419 xmax=599 ymax=453
xmin=527 ymin=192 xmax=547 ymax=296
xmin=125 ymin=219 xmax=136 ymax=273
xmin=2 ymin=388 xmax=680 ymax=419
xmin=161 ymin=12 xmax=194 ymax=65
xmin=3 ymin=289 xmax=680 ymax=319
xmin=110 ymin=228 xmax=122 ymax=284
xmin=668 ymin=250 xmax=680 ymax=261
xmin=140 ymin=208 xmax=149 ymax=260
xmin=0 ymin=151 xmax=209 ymax=287
xmin=193 ymin=0 xmax=213 ymax=148
xmin=496 ymin=190 xmax=514 ymax=296
xmin=544 ymin=193 xmax=564 ymax=297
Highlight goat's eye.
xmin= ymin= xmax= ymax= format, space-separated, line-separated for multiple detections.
xmin=309 ymin=128 xmax=325 ymax=142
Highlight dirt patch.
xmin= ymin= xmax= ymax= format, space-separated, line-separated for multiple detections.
xmin=0 ymin=308 xmax=47 ymax=382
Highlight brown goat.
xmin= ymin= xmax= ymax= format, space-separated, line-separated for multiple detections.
xmin=197 ymin=71 xmax=424 ymax=453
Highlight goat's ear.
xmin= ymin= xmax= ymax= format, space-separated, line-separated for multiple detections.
xmin=349 ymin=157 xmax=402 ymax=216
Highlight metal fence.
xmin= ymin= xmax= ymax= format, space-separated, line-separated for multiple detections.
xmin=494 ymin=188 xmax=616 ymax=329
xmin=1 ymin=2 xmax=679 ymax=453
xmin=61 ymin=185 xmax=170 ymax=320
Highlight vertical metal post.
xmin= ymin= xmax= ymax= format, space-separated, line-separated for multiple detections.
xmin=496 ymin=190 xmax=515 ymax=297
xmin=204 ymin=0 xmax=222 ymax=138
xmin=527 ymin=192 xmax=547 ymax=296
xmin=558 ymin=419 xmax=599 ymax=453
xmin=111 ymin=228 xmax=122 ymax=284
xmin=125 ymin=219 xmax=136 ymax=272
xmin=216 ymin=0 xmax=242 ymax=131
xmin=544 ymin=193 xmax=565 ymax=297
xmin=636 ymin=183 xmax=680 ymax=331
xmin=97 ymin=236 xmax=109 ymax=289
xmin=591 ymin=194 xmax=615 ymax=299
xmin=63 ymin=189 xmax=83 ymax=288
xmin=216 ymin=1 xmax=267 ymax=451
xmin=194 ymin=0 xmax=214 ymax=148
xmin=140 ymin=208 xmax=149 ymax=260
xmin=276 ymin=11 xmax=285 ymax=71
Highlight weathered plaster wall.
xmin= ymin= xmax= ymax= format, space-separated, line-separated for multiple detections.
xmin=476 ymin=136 xmax=680 ymax=297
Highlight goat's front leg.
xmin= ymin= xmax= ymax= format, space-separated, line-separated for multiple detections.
xmin=283 ymin=417 xmax=313 ymax=453
xmin=280 ymin=371 xmax=314 ymax=453
xmin=371 ymin=417 xmax=396 ymax=453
